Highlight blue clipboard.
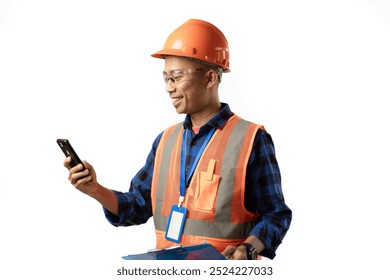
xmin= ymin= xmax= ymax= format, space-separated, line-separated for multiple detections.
xmin=122 ymin=243 xmax=226 ymax=260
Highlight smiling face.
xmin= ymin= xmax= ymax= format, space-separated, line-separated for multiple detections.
xmin=163 ymin=56 xmax=220 ymax=120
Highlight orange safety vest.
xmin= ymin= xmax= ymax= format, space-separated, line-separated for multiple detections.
xmin=151 ymin=114 xmax=264 ymax=253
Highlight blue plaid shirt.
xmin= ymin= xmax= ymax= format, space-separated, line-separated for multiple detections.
xmin=104 ymin=103 xmax=292 ymax=259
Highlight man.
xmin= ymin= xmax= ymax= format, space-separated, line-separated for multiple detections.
xmin=65 ymin=19 xmax=292 ymax=260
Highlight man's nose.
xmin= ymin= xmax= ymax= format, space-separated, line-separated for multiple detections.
xmin=166 ymin=79 xmax=176 ymax=93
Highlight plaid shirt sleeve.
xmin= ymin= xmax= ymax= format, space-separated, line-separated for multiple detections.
xmin=245 ymin=129 xmax=292 ymax=259
xmin=103 ymin=133 xmax=162 ymax=226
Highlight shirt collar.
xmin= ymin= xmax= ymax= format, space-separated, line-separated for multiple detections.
xmin=183 ymin=103 xmax=233 ymax=130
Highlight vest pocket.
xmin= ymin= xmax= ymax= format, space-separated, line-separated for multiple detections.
xmin=193 ymin=159 xmax=220 ymax=212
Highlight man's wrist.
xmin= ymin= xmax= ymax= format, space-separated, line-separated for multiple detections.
xmin=237 ymin=242 xmax=258 ymax=260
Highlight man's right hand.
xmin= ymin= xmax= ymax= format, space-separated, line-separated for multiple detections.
xmin=64 ymin=157 xmax=99 ymax=197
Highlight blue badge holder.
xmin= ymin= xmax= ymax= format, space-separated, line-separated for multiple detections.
xmin=165 ymin=205 xmax=187 ymax=243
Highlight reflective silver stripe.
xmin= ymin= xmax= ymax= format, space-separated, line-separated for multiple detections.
xmin=153 ymin=123 xmax=182 ymax=221
xmin=215 ymin=119 xmax=251 ymax=224
xmin=154 ymin=214 xmax=168 ymax=232
xmin=154 ymin=119 xmax=256 ymax=239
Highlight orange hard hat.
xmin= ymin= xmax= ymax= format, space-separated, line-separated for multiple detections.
xmin=151 ymin=19 xmax=230 ymax=72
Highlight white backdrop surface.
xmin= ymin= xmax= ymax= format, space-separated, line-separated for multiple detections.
xmin=1 ymin=0 xmax=389 ymax=279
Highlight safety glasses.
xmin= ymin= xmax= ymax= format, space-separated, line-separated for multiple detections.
xmin=162 ymin=68 xmax=207 ymax=85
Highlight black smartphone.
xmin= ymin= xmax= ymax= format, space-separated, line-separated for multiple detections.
xmin=57 ymin=139 xmax=85 ymax=169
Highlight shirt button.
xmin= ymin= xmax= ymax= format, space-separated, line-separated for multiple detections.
xmin=186 ymin=167 xmax=190 ymax=172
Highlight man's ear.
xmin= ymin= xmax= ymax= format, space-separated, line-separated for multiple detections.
xmin=206 ymin=70 xmax=219 ymax=88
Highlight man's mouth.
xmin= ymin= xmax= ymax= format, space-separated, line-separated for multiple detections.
xmin=171 ymin=96 xmax=183 ymax=106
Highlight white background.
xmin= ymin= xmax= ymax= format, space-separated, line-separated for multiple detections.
xmin=1 ymin=0 xmax=390 ymax=279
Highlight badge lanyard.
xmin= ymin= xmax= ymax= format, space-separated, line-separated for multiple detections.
xmin=178 ymin=127 xmax=216 ymax=207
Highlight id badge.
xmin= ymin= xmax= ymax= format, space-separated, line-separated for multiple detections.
xmin=165 ymin=205 xmax=187 ymax=243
